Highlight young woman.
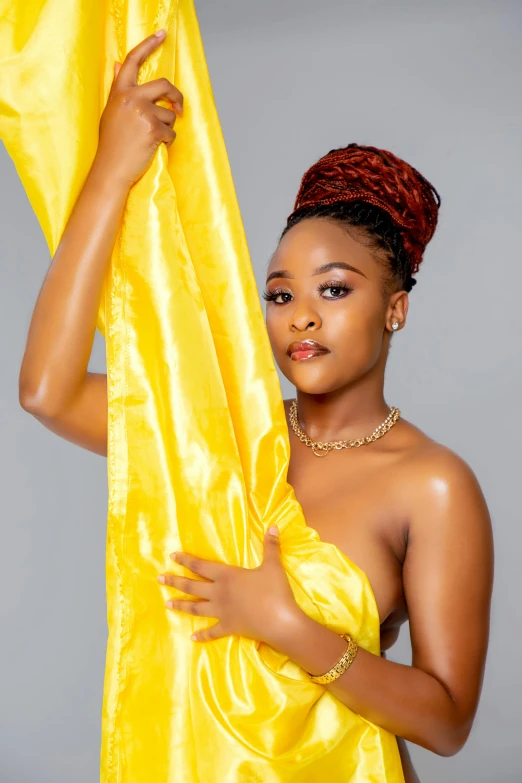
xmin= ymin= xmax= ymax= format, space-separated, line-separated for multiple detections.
xmin=18 ymin=32 xmax=493 ymax=782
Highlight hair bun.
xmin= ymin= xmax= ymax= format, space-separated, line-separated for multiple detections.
xmin=291 ymin=143 xmax=441 ymax=274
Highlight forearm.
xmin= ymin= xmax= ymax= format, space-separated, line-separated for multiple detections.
xmin=19 ymin=157 xmax=129 ymax=414
xmin=271 ymin=610 xmax=465 ymax=757
xmin=381 ymin=652 xmax=421 ymax=782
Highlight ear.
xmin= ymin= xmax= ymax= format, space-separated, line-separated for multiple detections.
xmin=387 ymin=290 xmax=409 ymax=332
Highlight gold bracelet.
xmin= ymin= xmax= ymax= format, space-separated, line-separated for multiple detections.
xmin=308 ymin=633 xmax=359 ymax=685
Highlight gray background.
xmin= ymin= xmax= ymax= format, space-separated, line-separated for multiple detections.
xmin=1 ymin=1 xmax=520 ymax=780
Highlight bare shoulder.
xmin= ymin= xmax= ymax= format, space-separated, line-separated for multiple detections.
xmin=395 ymin=421 xmax=493 ymax=567
xmin=284 ymin=398 xmax=488 ymax=512
xmin=399 ymin=421 xmax=487 ymax=509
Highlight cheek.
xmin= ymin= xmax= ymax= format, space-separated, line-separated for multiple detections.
xmin=330 ymin=299 xmax=379 ymax=339
xmin=328 ymin=300 xmax=384 ymax=362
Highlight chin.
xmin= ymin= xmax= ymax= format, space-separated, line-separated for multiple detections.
xmin=279 ymin=364 xmax=344 ymax=396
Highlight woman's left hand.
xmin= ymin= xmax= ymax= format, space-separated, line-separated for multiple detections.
xmin=157 ymin=525 xmax=303 ymax=647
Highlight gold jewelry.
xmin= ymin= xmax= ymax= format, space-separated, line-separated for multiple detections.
xmin=289 ymin=399 xmax=401 ymax=457
xmin=309 ymin=633 xmax=359 ymax=684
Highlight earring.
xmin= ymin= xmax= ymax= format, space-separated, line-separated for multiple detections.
xmin=391 ymin=322 xmax=399 ymax=331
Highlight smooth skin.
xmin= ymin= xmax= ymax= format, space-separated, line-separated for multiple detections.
xmin=18 ymin=30 xmax=493 ymax=782
xmin=18 ymin=29 xmax=182 ymax=449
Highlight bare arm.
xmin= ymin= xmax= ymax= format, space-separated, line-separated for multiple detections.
xmin=18 ymin=30 xmax=183 ymax=456
xmin=19 ymin=162 xmax=127 ymax=455
xmin=272 ymin=449 xmax=493 ymax=757
xmin=381 ymin=651 xmax=421 ymax=782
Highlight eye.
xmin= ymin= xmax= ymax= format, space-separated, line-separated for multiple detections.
xmin=262 ymin=287 xmax=293 ymax=304
xmin=317 ymin=281 xmax=352 ymax=299
xmin=262 ymin=280 xmax=353 ymax=305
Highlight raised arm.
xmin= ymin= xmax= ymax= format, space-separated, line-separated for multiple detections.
xmin=18 ymin=30 xmax=183 ymax=456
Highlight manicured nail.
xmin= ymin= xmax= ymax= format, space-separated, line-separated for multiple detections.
xmin=268 ymin=525 xmax=278 ymax=536
xmin=154 ymin=29 xmax=166 ymax=37
xmin=157 ymin=575 xmax=165 ymax=583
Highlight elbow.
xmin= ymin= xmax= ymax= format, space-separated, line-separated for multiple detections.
xmin=433 ymin=733 xmax=470 ymax=758
xmin=424 ymin=715 xmax=473 ymax=758
xmin=19 ymin=383 xmax=60 ymax=419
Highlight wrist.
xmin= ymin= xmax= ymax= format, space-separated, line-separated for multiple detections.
xmin=266 ymin=609 xmax=352 ymax=681
xmin=89 ymin=153 xmax=133 ymax=198
xmin=262 ymin=604 xmax=308 ymax=651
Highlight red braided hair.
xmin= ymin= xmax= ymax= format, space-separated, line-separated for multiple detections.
xmin=288 ymin=143 xmax=441 ymax=275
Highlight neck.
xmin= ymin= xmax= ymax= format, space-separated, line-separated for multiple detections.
xmin=295 ymin=383 xmax=392 ymax=443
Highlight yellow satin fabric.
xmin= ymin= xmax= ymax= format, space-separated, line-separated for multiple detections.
xmin=0 ymin=1 xmax=405 ymax=780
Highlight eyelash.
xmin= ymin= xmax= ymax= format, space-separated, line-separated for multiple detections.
xmin=262 ymin=281 xmax=353 ymax=304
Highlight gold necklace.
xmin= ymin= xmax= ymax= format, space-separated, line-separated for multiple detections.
xmin=288 ymin=399 xmax=401 ymax=457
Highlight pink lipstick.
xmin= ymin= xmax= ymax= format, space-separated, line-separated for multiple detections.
xmin=286 ymin=339 xmax=330 ymax=362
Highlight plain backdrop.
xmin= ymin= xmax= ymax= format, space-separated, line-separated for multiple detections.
xmin=1 ymin=1 xmax=521 ymax=781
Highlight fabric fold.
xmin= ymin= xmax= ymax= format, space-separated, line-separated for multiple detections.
xmin=0 ymin=0 xmax=405 ymax=779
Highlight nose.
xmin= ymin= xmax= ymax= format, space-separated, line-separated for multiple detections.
xmin=290 ymin=302 xmax=322 ymax=332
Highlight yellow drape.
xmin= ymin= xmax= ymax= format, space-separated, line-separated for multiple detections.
xmin=0 ymin=1 xmax=405 ymax=780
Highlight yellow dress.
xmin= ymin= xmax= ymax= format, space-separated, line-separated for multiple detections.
xmin=0 ymin=1 xmax=405 ymax=780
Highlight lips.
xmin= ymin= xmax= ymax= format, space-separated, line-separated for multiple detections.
xmin=286 ymin=339 xmax=330 ymax=361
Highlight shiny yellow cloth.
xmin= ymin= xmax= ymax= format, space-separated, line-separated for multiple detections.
xmin=0 ymin=1 xmax=405 ymax=780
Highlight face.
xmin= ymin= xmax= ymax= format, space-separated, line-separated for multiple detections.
xmin=264 ymin=217 xmax=407 ymax=396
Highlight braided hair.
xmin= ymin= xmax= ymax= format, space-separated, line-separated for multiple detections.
xmin=280 ymin=143 xmax=441 ymax=294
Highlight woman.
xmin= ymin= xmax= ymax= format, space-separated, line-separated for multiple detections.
xmin=18 ymin=31 xmax=493 ymax=782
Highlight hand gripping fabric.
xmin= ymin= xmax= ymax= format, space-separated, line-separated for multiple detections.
xmin=0 ymin=1 xmax=405 ymax=780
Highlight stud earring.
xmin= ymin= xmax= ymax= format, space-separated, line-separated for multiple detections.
xmin=391 ymin=322 xmax=399 ymax=331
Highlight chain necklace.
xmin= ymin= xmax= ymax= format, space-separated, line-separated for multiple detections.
xmin=288 ymin=399 xmax=401 ymax=457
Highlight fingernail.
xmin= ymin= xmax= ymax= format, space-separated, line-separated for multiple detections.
xmin=268 ymin=525 xmax=278 ymax=536
xmin=157 ymin=575 xmax=165 ymax=583
xmin=154 ymin=29 xmax=166 ymax=37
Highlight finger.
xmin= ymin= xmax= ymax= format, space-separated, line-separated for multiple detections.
xmin=138 ymin=78 xmax=184 ymax=113
xmin=158 ymin=572 xmax=213 ymax=599
xmin=152 ymin=105 xmax=177 ymax=127
xmin=117 ymin=29 xmax=166 ymax=88
xmin=148 ymin=121 xmax=176 ymax=150
xmin=265 ymin=525 xmax=280 ymax=544
xmin=171 ymin=551 xmax=223 ymax=581
xmin=264 ymin=526 xmax=282 ymax=560
xmin=165 ymin=598 xmax=215 ymax=618
xmin=191 ymin=623 xmax=223 ymax=642
xmin=158 ymin=125 xmax=177 ymax=148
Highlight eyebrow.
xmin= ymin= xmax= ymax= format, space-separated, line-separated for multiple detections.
xmin=265 ymin=261 xmax=368 ymax=284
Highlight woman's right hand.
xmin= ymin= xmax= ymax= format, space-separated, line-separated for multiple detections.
xmin=95 ymin=29 xmax=184 ymax=188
